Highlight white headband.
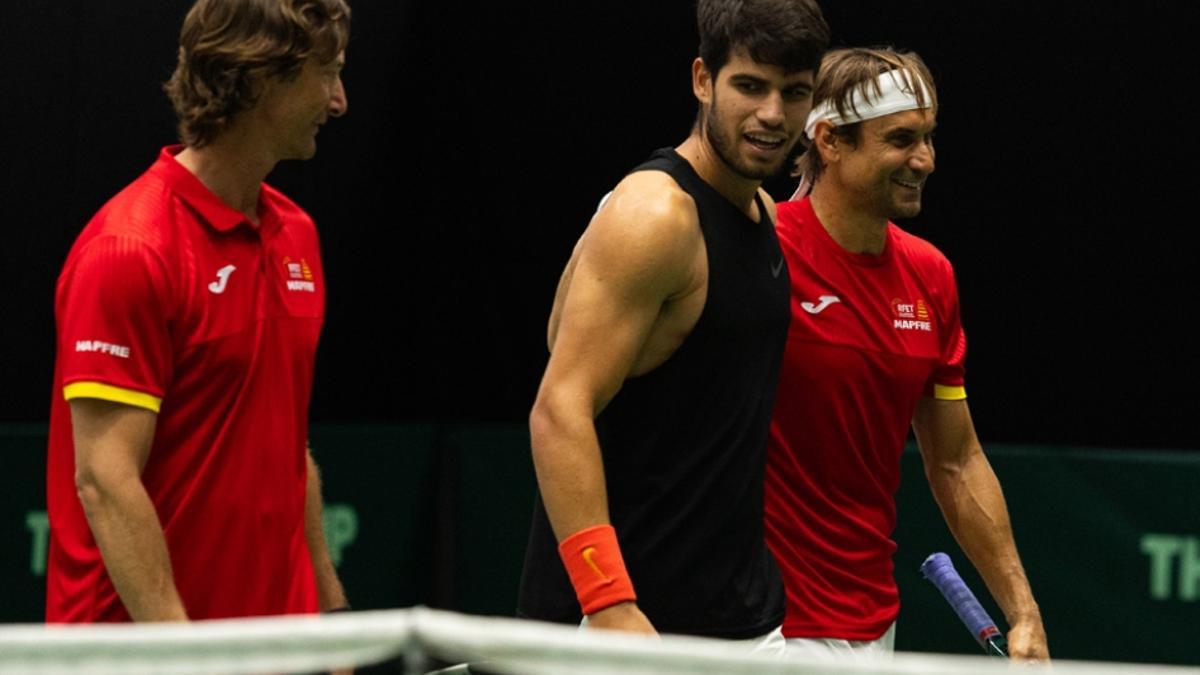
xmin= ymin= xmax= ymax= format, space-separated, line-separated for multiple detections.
xmin=803 ymin=68 xmax=932 ymax=140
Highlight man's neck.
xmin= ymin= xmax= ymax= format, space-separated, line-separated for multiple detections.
xmin=174 ymin=132 xmax=277 ymax=226
xmin=809 ymin=181 xmax=889 ymax=254
xmin=675 ymin=134 xmax=763 ymax=221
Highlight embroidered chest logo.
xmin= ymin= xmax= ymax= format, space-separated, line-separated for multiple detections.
xmin=801 ymin=295 xmax=841 ymax=314
xmin=282 ymin=256 xmax=316 ymax=293
xmin=208 ymin=264 xmax=236 ymax=294
xmin=892 ymin=297 xmax=932 ymax=332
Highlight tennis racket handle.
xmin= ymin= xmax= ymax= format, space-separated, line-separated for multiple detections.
xmin=921 ymin=552 xmax=1008 ymax=657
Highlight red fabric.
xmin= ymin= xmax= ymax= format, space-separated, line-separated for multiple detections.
xmin=46 ymin=146 xmax=324 ymax=622
xmin=765 ymin=197 xmax=965 ymax=639
xmin=558 ymin=525 xmax=637 ymax=615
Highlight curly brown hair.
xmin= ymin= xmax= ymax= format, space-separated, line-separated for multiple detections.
xmin=164 ymin=0 xmax=351 ymax=148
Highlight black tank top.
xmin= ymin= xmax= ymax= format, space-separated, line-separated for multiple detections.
xmin=517 ymin=148 xmax=790 ymax=638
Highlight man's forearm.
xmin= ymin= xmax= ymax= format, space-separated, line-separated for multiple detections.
xmin=78 ymin=474 xmax=187 ymax=621
xmin=529 ymin=399 xmax=613 ymax=541
xmin=928 ymin=450 xmax=1040 ymax=625
xmin=529 ymin=400 xmax=654 ymax=633
xmin=915 ymin=399 xmax=1048 ymax=659
xmin=305 ymin=452 xmax=348 ymax=611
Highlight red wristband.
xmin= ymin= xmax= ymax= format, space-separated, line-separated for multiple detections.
xmin=558 ymin=524 xmax=637 ymax=615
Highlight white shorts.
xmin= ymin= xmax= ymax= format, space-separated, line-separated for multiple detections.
xmin=735 ymin=625 xmax=786 ymax=659
xmin=785 ymin=622 xmax=896 ymax=662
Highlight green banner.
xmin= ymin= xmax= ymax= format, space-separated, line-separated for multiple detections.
xmin=4 ymin=427 xmax=1196 ymax=665
xmin=893 ymin=444 xmax=1200 ymax=665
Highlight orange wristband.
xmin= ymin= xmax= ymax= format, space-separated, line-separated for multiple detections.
xmin=558 ymin=524 xmax=637 ymax=615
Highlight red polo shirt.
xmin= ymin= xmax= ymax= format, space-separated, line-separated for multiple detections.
xmin=766 ymin=197 xmax=966 ymax=640
xmin=47 ymin=146 xmax=324 ymax=621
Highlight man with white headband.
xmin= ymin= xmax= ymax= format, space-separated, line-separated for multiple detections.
xmin=763 ymin=47 xmax=1049 ymax=661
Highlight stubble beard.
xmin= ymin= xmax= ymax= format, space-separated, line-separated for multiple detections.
xmin=892 ymin=202 xmax=922 ymax=220
xmin=702 ymin=99 xmax=789 ymax=182
xmin=887 ymin=180 xmax=925 ymax=220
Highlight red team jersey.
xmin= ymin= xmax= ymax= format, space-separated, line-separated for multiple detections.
xmin=765 ymin=197 xmax=966 ymax=640
xmin=46 ymin=146 xmax=324 ymax=621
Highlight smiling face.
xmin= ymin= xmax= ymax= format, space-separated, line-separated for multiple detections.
xmin=695 ymin=48 xmax=814 ymax=181
xmin=256 ymin=51 xmax=348 ymax=161
xmin=831 ymin=108 xmax=936 ymax=220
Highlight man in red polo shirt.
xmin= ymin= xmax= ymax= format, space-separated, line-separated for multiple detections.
xmin=766 ymin=47 xmax=1048 ymax=660
xmin=46 ymin=0 xmax=352 ymax=622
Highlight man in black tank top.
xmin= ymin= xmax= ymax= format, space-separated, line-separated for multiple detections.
xmin=517 ymin=0 xmax=829 ymax=645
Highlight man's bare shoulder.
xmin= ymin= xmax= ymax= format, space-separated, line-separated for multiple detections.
xmin=584 ymin=171 xmax=701 ymax=260
xmin=558 ymin=170 xmax=706 ymax=314
xmin=547 ymin=173 xmax=705 ymax=351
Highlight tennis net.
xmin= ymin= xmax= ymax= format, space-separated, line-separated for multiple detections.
xmin=2 ymin=607 xmax=1196 ymax=675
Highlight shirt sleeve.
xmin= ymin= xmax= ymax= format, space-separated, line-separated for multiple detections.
xmin=56 ymin=235 xmax=174 ymax=412
xmin=926 ymin=258 xmax=967 ymax=401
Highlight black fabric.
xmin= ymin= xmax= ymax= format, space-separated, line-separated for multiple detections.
xmin=517 ymin=147 xmax=790 ymax=639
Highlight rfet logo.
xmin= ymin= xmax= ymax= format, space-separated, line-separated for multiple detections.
xmin=892 ymin=297 xmax=932 ymax=332
xmin=283 ymin=257 xmax=314 ymax=280
xmin=282 ymin=256 xmax=316 ymax=292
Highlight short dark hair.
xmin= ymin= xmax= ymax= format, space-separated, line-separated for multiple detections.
xmin=164 ymin=0 xmax=351 ymax=148
xmin=697 ymin=0 xmax=829 ymax=77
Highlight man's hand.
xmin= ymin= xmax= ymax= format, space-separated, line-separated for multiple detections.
xmin=1007 ymin=617 xmax=1049 ymax=662
xmin=585 ymin=602 xmax=658 ymax=636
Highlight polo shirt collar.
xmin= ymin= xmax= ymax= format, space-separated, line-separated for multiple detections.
xmin=152 ymin=145 xmax=255 ymax=233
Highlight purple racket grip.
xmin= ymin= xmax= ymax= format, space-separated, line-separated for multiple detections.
xmin=920 ymin=552 xmax=1002 ymax=647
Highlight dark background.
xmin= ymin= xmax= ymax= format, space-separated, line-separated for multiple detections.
xmin=3 ymin=2 xmax=1198 ymax=449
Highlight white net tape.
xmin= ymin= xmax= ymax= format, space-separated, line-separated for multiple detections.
xmin=2 ymin=608 xmax=1197 ymax=675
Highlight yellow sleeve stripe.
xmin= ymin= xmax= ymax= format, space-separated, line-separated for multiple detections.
xmin=933 ymin=384 xmax=967 ymax=401
xmin=63 ymin=382 xmax=162 ymax=413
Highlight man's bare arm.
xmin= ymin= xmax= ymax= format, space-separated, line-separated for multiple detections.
xmin=912 ymin=397 xmax=1048 ymax=660
xmin=305 ymin=449 xmax=349 ymax=612
xmin=71 ymin=398 xmax=187 ymax=621
xmin=530 ymin=173 xmax=702 ymax=634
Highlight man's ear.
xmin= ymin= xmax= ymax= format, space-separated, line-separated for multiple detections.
xmin=692 ymin=57 xmax=713 ymax=106
xmin=812 ymin=120 xmax=842 ymax=166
